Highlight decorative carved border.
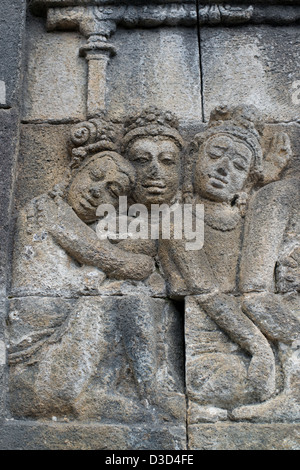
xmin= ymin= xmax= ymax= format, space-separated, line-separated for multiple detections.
xmin=30 ymin=2 xmax=300 ymax=26
xmin=29 ymin=0 xmax=300 ymax=11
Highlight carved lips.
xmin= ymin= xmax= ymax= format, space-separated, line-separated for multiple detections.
xmin=142 ymin=181 xmax=167 ymax=194
xmin=208 ymin=174 xmax=229 ymax=189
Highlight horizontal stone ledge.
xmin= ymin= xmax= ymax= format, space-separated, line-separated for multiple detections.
xmin=29 ymin=0 xmax=300 ymax=14
xmin=44 ymin=4 xmax=300 ymax=33
xmin=189 ymin=423 xmax=300 ymax=450
xmin=46 ymin=5 xmax=246 ymax=31
xmin=31 ymin=2 xmax=300 ymax=27
xmin=0 ymin=420 xmax=186 ymax=450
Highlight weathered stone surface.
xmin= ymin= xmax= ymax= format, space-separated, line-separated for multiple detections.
xmin=16 ymin=123 xmax=71 ymax=209
xmin=185 ymin=296 xmax=252 ymax=418
xmin=8 ymin=296 xmax=185 ymax=426
xmin=0 ymin=0 xmax=26 ymax=423
xmin=107 ymin=27 xmax=202 ymax=125
xmin=28 ymin=0 xmax=300 ymax=20
xmin=0 ymin=299 xmax=7 ymax=420
xmin=0 ymin=109 xmax=20 ymax=293
xmin=22 ymin=15 xmax=86 ymax=122
xmin=1 ymin=0 xmax=300 ymax=451
xmin=0 ymin=0 xmax=26 ymax=108
xmin=201 ymin=25 xmax=300 ymax=122
xmin=0 ymin=421 xmax=186 ymax=450
xmin=171 ymin=106 xmax=300 ymax=436
xmin=189 ymin=423 xmax=300 ymax=450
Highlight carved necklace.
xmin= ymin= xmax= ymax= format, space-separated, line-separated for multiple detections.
xmin=196 ymin=197 xmax=242 ymax=232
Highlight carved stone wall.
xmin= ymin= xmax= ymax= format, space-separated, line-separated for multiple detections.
xmin=0 ymin=0 xmax=299 ymax=450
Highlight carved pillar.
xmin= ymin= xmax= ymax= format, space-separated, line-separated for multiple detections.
xmin=45 ymin=3 xmax=260 ymax=119
xmin=47 ymin=7 xmax=117 ymax=117
xmin=79 ymin=34 xmax=116 ymax=117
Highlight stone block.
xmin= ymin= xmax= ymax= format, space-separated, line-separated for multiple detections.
xmin=107 ymin=27 xmax=202 ymax=125
xmin=7 ymin=296 xmax=185 ymax=428
xmin=0 ymin=297 xmax=7 ymax=419
xmin=0 ymin=0 xmax=26 ymax=108
xmin=189 ymin=423 xmax=300 ymax=450
xmin=201 ymin=25 xmax=300 ymax=122
xmin=22 ymin=15 xmax=86 ymax=122
xmin=0 ymin=421 xmax=186 ymax=450
xmin=0 ymin=109 xmax=20 ymax=293
xmin=15 ymin=123 xmax=71 ymax=210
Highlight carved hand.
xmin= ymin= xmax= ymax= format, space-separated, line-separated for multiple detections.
xmin=44 ymin=196 xmax=155 ymax=281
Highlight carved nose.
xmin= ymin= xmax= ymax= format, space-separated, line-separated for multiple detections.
xmin=149 ymin=162 xmax=161 ymax=177
xmin=217 ymin=167 xmax=228 ymax=177
xmin=217 ymin=156 xmax=230 ymax=176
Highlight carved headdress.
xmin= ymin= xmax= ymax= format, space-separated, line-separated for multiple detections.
xmin=49 ymin=116 xmax=134 ymax=199
xmin=122 ymin=107 xmax=184 ymax=152
xmin=184 ymin=105 xmax=264 ymax=197
xmin=69 ymin=115 xmax=121 ymax=169
xmin=197 ymin=105 xmax=263 ymax=174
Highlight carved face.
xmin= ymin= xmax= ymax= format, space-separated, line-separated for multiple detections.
xmin=194 ymin=134 xmax=254 ymax=203
xmin=67 ymin=154 xmax=131 ymax=222
xmin=127 ymin=137 xmax=180 ymax=207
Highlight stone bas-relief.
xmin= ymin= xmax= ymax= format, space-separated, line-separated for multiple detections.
xmin=158 ymin=106 xmax=288 ymax=422
xmin=8 ymin=110 xmax=186 ymax=427
xmin=6 ymin=103 xmax=299 ymax=448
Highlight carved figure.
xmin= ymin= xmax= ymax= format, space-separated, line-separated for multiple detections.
xmin=9 ymin=103 xmax=297 ymax=429
xmin=231 ymin=174 xmax=300 ymax=422
xmin=113 ymin=108 xmax=186 ymax=418
xmin=8 ymin=113 xmax=185 ymax=423
xmin=8 ymin=121 xmax=156 ymax=418
xmin=159 ymin=105 xmax=283 ymax=421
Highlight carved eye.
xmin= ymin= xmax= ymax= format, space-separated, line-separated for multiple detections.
xmin=160 ymin=153 xmax=176 ymax=165
xmin=130 ymin=152 xmax=151 ymax=164
xmin=233 ymin=159 xmax=247 ymax=171
xmin=208 ymin=147 xmax=224 ymax=159
xmin=137 ymin=155 xmax=151 ymax=164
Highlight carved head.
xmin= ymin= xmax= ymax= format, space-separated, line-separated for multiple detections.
xmin=67 ymin=151 xmax=135 ymax=223
xmin=122 ymin=108 xmax=184 ymax=208
xmin=189 ymin=105 xmax=264 ymax=204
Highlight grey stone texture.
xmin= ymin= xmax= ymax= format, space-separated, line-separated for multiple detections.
xmin=7 ymin=296 xmax=184 ymax=423
xmin=201 ymin=25 xmax=300 ymax=122
xmin=0 ymin=0 xmax=26 ymax=422
xmin=22 ymin=15 xmax=86 ymax=122
xmin=0 ymin=0 xmax=26 ymax=108
xmin=16 ymin=123 xmax=72 ymax=208
xmin=0 ymin=421 xmax=186 ymax=450
xmin=107 ymin=27 xmax=202 ymax=126
xmin=189 ymin=423 xmax=300 ymax=450
xmin=0 ymin=0 xmax=300 ymax=450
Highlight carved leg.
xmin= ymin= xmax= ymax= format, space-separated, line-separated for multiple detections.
xmin=158 ymin=239 xmax=217 ymax=298
xmin=197 ymin=293 xmax=276 ymax=402
xmin=231 ymin=341 xmax=300 ymax=422
xmin=242 ymin=292 xmax=300 ymax=344
xmin=34 ymin=297 xmax=108 ymax=415
xmin=118 ymin=295 xmax=186 ymax=421
xmin=231 ymin=294 xmax=300 ymax=422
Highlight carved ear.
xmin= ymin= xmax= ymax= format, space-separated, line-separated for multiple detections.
xmin=262 ymin=132 xmax=292 ymax=185
xmin=234 ymin=192 xmax=249 ymax=217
